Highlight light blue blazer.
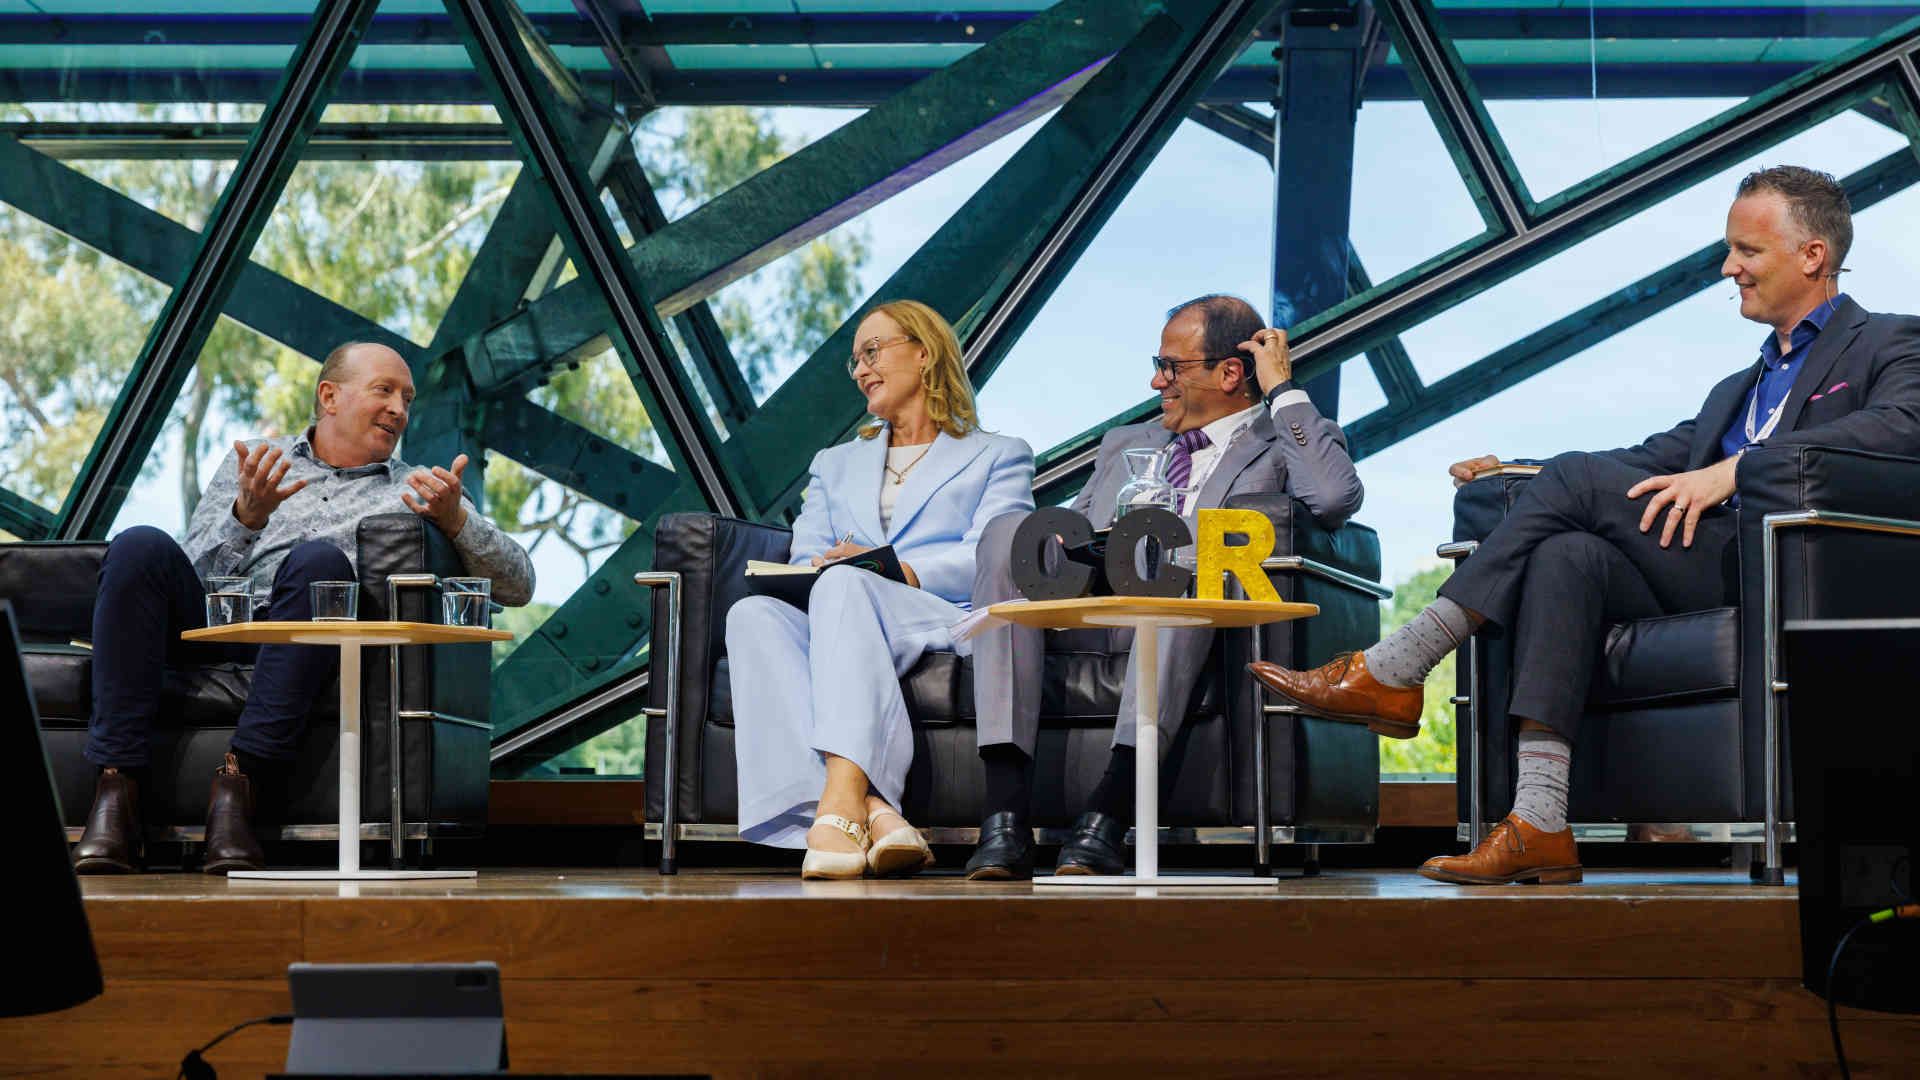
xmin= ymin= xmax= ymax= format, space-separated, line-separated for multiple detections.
xmin=789 ymin=426 xmax=1035 ymax=608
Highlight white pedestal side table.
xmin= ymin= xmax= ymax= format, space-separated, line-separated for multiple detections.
xmin=987 ymin=595 xmax=1317 ymax=889
xmin=181 ymin=620 xmax=511 ymax=881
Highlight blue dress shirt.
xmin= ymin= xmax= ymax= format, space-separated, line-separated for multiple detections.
xmin=1718 ymin=294 xmax=1847 ymax=463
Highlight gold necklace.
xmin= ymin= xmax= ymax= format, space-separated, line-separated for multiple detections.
xmin=885 ymin=442 xmax=934 ymax=485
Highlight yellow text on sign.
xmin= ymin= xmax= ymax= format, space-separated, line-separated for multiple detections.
xmin=1193 ymin=508 xmax=1279 ymax=601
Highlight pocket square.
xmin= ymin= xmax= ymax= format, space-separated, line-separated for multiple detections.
xmin=1810 ymin=380 xmax=1849 ymax=402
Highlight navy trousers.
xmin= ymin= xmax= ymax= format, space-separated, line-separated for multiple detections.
xmin=84 ymin=525 xmax=353 ymax=767
xmin=1437 ymin=451 xmax=1738 ymax=738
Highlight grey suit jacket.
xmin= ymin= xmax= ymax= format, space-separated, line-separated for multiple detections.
xmin=1071 ymin=395 xmax=1363 ymax=529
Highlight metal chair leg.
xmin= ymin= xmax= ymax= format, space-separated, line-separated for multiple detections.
xmin=1301 ymin=843 xmax=1322 ymax=877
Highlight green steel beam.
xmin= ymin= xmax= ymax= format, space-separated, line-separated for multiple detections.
xmin=446 ymin=0 xmax=743 ymax=522
xmin=569 ymin=0 xmax=657 ymax=109
xmin=462 ymin=0 xmax=1144 ymax=399
xmin=1344 ymin=145 xmax=1920 ymax=458
xmin=482 ymin=396 xmax=678 ymax=520
xmin=1190 ymin=102 xmax=1273 ymax=157
xmin=1348 ymin=250 xmax=1423 ymax=413
xmin=0 ymin=135 xmax=419 ymax=362
xmin=601 ymin=147 xmax=758 ymax=429
xmin=1376 ymin=0 xmax=1532 ymax=232
xmin=486 ymin=0 xmax=1276 ymax=742
xmin=0 ymin=487 xmax=53 ymax=540
xmin=3 ymin=121 xmax=520 ymax=162
xmin=55 ymin=0 xmax=385 ymax=539
xmin=1033 ymin=19 xmax=1920 ymax=497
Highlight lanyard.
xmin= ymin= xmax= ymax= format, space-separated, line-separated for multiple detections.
xmin=1744 ymin=364 xmax=1790 ymax=444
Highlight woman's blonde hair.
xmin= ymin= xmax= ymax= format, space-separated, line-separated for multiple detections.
xmin=855 ymin=299 xmax=980 ymax=440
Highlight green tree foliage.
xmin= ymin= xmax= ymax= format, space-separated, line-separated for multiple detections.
xmin=1378 ymin=562 xmax=1458 ymax=775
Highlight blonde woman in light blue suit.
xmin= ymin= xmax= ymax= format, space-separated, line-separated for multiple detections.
xmin=726 ymin=300 xmax=1035 ymax=879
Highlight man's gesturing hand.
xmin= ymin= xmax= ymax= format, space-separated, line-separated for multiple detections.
xmin=402 ymin=453 xmax=471 ymax=538
xmin=1627 ymin=455 xmax=1740 ymax=549
xmin=1238 ymin=327 xmax=1292 ymax=391
xmin=1448 ymin=454 xmax=1502 ymax=483
xmin=231 ymin=440 xmax=308 ymax=530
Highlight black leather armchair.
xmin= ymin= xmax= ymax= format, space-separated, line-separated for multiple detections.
xmin=3 ymin=513 xmax=492 ymax=865
xmin=640 ymin=493 xmax=1390 ymax=874
xmin=1445 ymin=445 xmax=1920 ymax=883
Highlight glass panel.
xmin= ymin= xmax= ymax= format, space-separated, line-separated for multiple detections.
xmin=1426 ymin=0 xmax=1920 ymax=205
xmin=253 ymin=104 xmax=523 ymax=345
xmin=0 ymin=29 xmax=279 ymax=520
xmin=1398 ymin=108 xmax=1903 ymax=386
xmin=698 ymin=106 xmax=1049 ymax=409
xmin=633 ymin=106 xmax=862 ymax=226
xmin=0 ymin=206 xmax=173 ymax=518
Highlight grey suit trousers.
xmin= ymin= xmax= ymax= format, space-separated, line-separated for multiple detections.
xmin=972 ymin=511 xmax=1213 ymax=757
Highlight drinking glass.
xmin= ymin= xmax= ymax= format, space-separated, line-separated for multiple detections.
xmin=440 ymin=578 xmax=492 ymax=627
xmin=203 ymin=576 xmax=254 ymax=627
xmin=309 ymin=581 xmax=359 ymax=622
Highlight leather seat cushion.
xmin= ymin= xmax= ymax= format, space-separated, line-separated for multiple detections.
xmin=708 ymin=647 xmax=1217 ymax=730
xmin=26 ymin=645 xmax=339 ymax=729
xmin=1592 ymin=606 xmax=1739 ymax=709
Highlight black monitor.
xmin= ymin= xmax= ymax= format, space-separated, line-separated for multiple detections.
xmin=1784 ymin=618 xmax=1920 ymax=1011
xmin=0 ymin=600 xmax=103 ymax=1016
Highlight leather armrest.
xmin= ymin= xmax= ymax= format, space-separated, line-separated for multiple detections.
xmin=1736 ymin=444 xmax=1920 ymax=520
xmin=0 ymin=542 xmax=106 ymax=643
xmin=1222 ymin=493 xmax=1382 ymax=582
xmin=1451 ymin=473 xmax=1536 ymax=543
xmin=646 ymin=512 xmax=794 ymax=823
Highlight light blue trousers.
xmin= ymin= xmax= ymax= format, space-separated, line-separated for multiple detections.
xmin=726 ymin=565 xmax=967 ymax=849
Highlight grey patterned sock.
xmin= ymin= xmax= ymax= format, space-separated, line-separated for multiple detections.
xmin=1510 ymin=729 xmax=1572 ymax=833
xmin=1362 ymin=596 xmax=1474 ymax=688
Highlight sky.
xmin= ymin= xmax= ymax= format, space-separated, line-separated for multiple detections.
xmin=105 ymin=87 xmax=1920 ymax=606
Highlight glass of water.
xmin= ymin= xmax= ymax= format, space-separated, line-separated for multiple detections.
xmin=309 ymin=581 xmax=359 ymax=622
xmin=441 ymin=578 xmax=492 ymax=627
xmin=204 ymin=576 xmax=253 ymax=627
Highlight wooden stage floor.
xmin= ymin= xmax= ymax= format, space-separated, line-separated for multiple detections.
xmin=7 ymin=868 xmax=1920 ymax=1077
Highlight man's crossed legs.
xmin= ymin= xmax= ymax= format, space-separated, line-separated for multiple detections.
xmin=1249 ymin=451 xmax=1736 ymax=883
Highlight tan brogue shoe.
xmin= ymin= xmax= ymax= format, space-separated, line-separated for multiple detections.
xmin=1419 ymin=814 xmax=1582 ymax=885
xmin=1246 ymin=652 xmax=1423 ymax=738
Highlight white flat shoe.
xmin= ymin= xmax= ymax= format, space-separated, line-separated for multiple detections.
xmin=866 ymin=807 xmax=934 ymax=878
xmin=801 ymin=813 xmax=870 ymax=880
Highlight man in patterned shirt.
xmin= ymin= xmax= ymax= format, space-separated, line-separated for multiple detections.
xmin=71 ymin=342 xmax=535 ymax=875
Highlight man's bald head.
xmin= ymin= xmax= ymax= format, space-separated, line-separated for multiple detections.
xmin=314 ymin=342 xmax=402 ymax=421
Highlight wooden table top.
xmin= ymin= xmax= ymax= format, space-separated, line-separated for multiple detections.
xmin=182 ymin=620 xmax=512 ymax=646
xmin=987 ymin=595 xmax=1317 ymax=630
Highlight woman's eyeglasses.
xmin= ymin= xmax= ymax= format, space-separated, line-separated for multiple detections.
xmin=848 ymin=335 xmax=916 ymax=377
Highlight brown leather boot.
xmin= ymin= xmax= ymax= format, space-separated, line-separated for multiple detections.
xmin=1419 ymin=813 xmax=1583 ymax=885
xmin=72 ymin=767 xmax=143 ymax=874
xmin=1246 ymin=651 xmax=1424 ymax=738
xmin=202 ymin=753 xmax=266 ymax=875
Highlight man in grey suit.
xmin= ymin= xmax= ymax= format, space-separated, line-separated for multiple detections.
xmin=964 ymin=294 xmax=1364 ymax=879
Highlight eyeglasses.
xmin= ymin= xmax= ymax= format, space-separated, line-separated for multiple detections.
xmin=847 ymin=335 xmax=916 ymax=376
xmin=1149 ymin=354 xmax=1238 ymax=378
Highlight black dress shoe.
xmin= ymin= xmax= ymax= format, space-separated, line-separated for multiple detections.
xmin=965 ymin=811 xmax=1035 ymax=881
xmin=202 ymin=753 xmax=266 ymax=875
xmin=1054 ymin=811 xmax=1129 ymax=876
xmin=73 ymin=768 xmax=143 ymax=875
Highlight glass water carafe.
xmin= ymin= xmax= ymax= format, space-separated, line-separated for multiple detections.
xmin=1114 ymin=447 xmax=1177 ymax=521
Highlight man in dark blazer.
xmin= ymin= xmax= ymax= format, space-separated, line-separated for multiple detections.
xmin=964 ymin=294 xmax=1365 ymax=879
xmin=1250 ymin=165 xmax=1920 ymax=885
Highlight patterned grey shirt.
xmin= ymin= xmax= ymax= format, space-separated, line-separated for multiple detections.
xmin=179 ymin=430 xmax=536 ymax=606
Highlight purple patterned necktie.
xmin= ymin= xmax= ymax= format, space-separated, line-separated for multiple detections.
xmin=1164 ymin=428 xmax=1212 ymax=513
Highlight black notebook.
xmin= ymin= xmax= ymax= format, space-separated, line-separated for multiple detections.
xmin=744 ymin=545 xmax=907 ymax=610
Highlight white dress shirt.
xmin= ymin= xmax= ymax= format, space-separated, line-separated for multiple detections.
xmin=1182 ymin=403 xmax=1263 ymax=517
